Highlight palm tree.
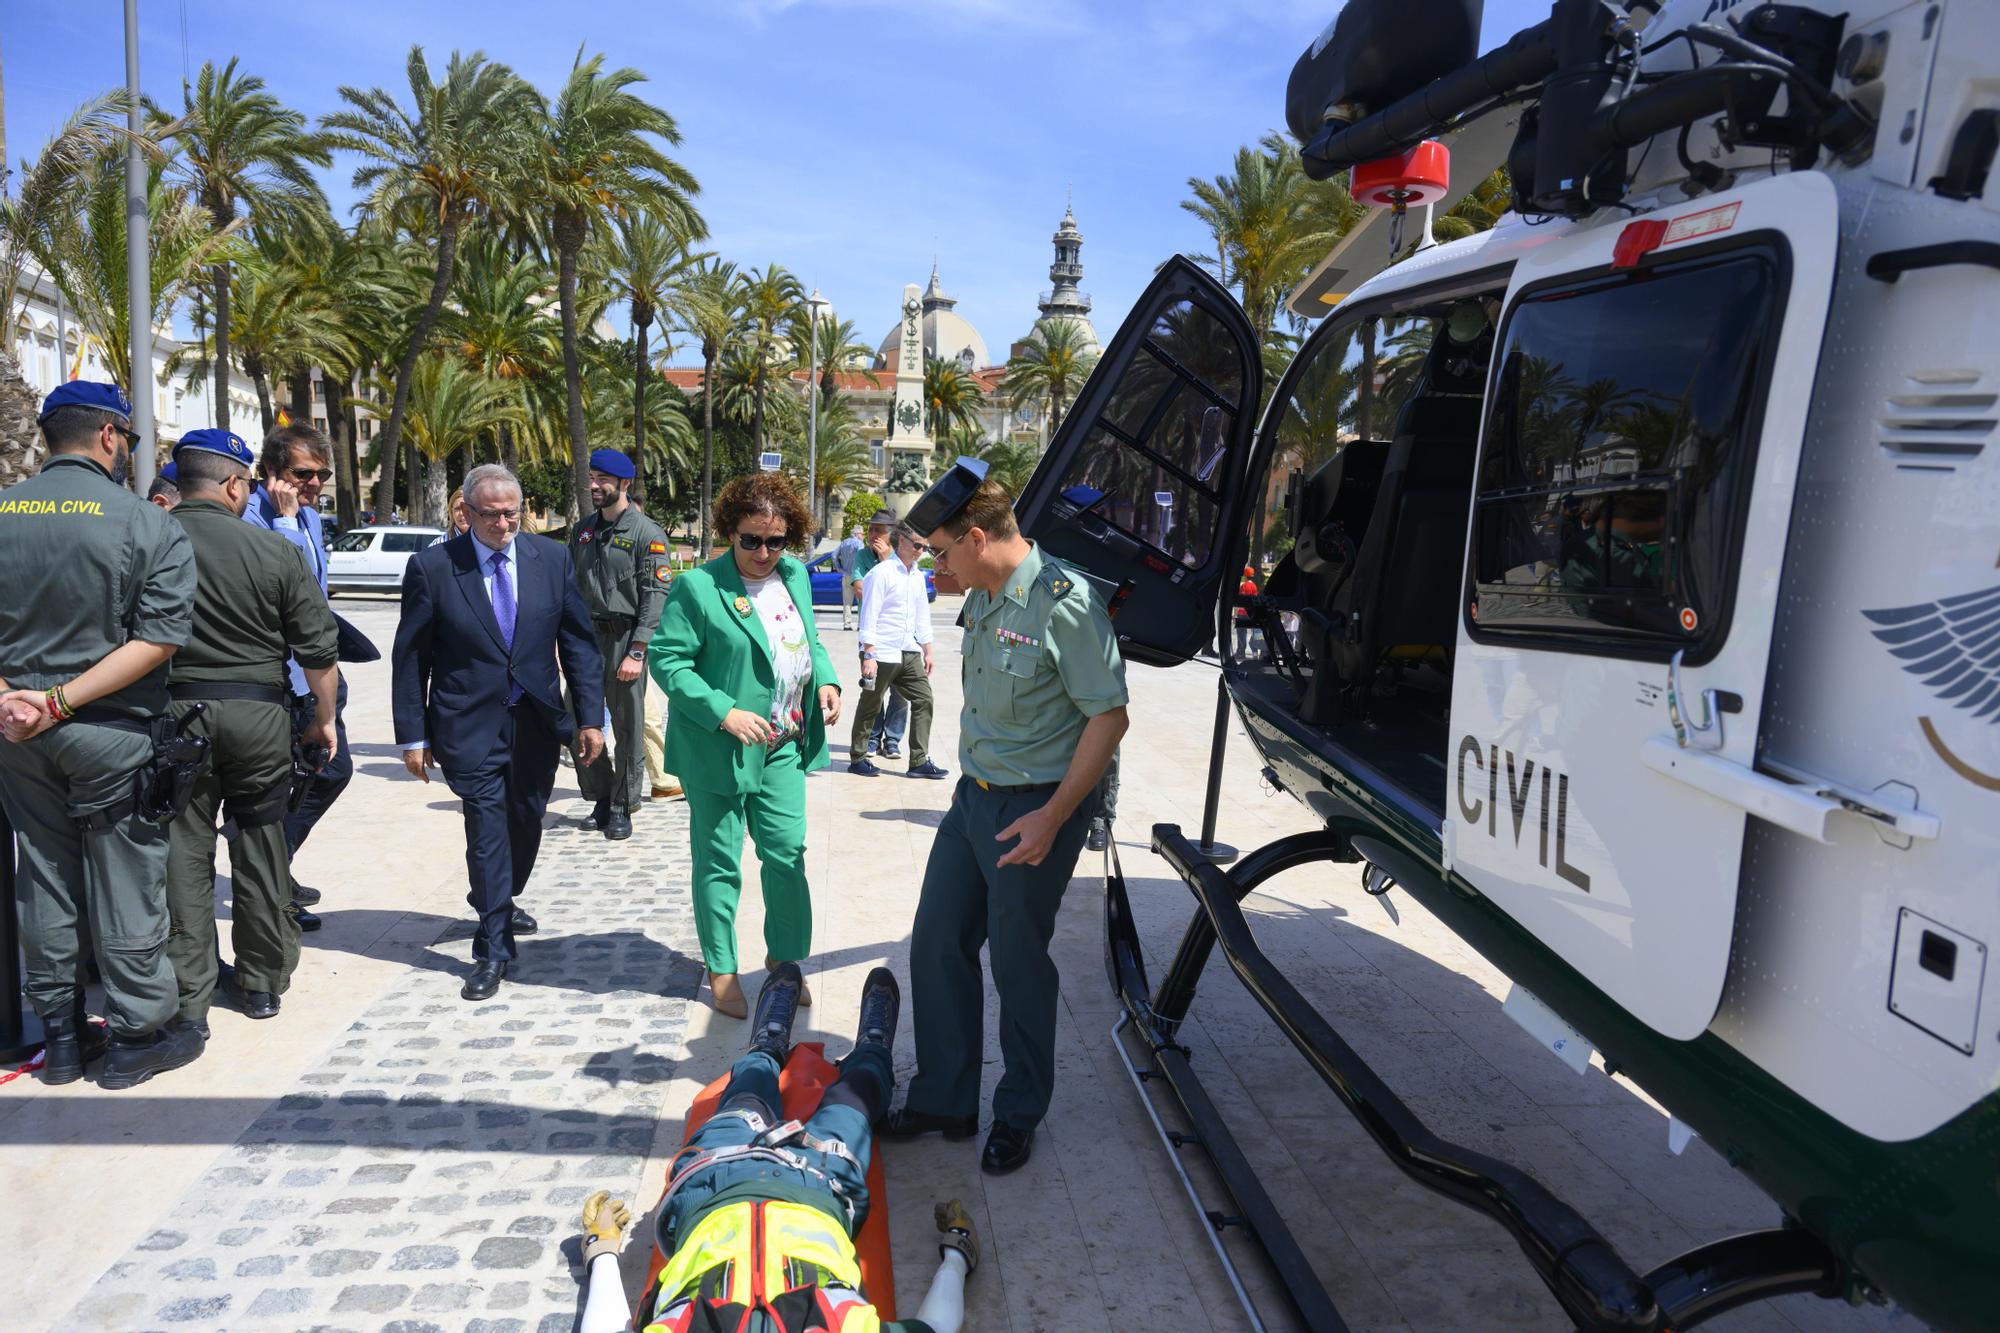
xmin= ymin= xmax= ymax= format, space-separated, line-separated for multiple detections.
xmin=607 ymin=212 xmax=701 ymax=502
xmin=1001 ymin=318 xmax=1098 ymax=440
xmin=321 ymin=47 xmax=534 ymax=510
xmin=1180 ymin=136 xmax=1347 ymax=347
xmin=1433 ymin=168 xmax=1513 ymax=243
xmin=793 ymin=315 xmax=876 ymax=401
xmin=164 ymin=58 xmax=330 ymax=433
xmin=531 ymin=51 xmax=704 ymax=520
xmin=738 ymin=264 xmax=804 ymax=453
xmin=360 ymin=351 xmax=521 ymax=521
xmin=778 ymin=393 xmax=870 ymax=530
xmin=1 ymin=91 xmax=134 ymax=320
xmin=923 ymin=357 xmax=985 ymax=442
xmin=665 ymin=258 xmax=744 ymax=553
xmin=444 ymin=232 xmax=559 ymax=471
xmin=175 ymin=247 xmax=354 ymax=434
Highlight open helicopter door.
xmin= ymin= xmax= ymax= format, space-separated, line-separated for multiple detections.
xmin=1448 ymin=172 xmax=1840 ymax=1041
xmin=1010 ymin=256 xmax=1262 ymax=666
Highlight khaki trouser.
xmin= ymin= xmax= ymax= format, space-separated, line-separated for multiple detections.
xmin=577 ymin=618 xmax=645 ymax=813
xmin=849 ymin=650 xmax=934 ymax=768
xmin=644 ymin=678 xmax=677 ymax=792
xmin=0 ymin=717 xmax=177 ymax=1035
xmin=165 ymin=698 xmax=302 ymax=1018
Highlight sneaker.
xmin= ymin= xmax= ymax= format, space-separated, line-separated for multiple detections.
xmin=749 ymin=962 xmax=803 ymax=1062
xmin=907 ymin=760 xmax=949 ymax=780
xmin=847 ymin=758 xmax=881 ymax=777
xmin=880 ymin=743 xmax=902 ymax=760
xmin=855 ymin=967 xmax=900 ymax=1051
xmin=1086 ymin=818 xmax=1109 ymax=852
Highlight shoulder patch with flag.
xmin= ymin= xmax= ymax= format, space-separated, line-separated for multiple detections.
xmin=648 ymin=541 xmax=667 ymax=554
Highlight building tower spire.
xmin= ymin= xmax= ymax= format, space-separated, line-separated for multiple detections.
xmin=1033 ymin=198 xmax=1099 ymax=355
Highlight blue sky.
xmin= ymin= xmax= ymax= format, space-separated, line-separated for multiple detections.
xmin=4 ymin=1 xmax=1545 ymax=364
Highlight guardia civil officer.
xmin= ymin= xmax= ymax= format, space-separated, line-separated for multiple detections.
xmin=569 ymin=448 xmax=674 ymax=841
xmin=163 ymin=430 xmax=339 ymax=1026
xmin=0 ymin=382 xmax=202 ymax=1089
xmin=883 ymin=459 xmax=1129 ymax=1174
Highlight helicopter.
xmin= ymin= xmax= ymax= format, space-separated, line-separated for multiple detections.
xmin=1001 ymin=0 xmax=2000 ymax=1329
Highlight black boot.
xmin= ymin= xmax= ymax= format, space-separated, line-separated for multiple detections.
xmin=40 ymin=997 xmax=102 ymax=1085
xmin=98 ymin=1025 xmax=204 ymax=1090
xmin=750 ymin=962 xmax=803 ymax=1063
xmin=855 ymin=966 xmax=900 ymax=1053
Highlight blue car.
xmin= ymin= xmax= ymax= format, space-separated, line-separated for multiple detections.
xmin=805 ymin=553 xmax=936 ymax=605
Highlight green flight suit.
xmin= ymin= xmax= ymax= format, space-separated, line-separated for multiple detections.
xmin=906 ymin=542 xmax=1128 ymax=1129
xmin=0 ymin=454 xmax=195 ymax=1036
xmin=164 ymin=498 xmax=338 ymax=1018
xmin=570 ymin=502 xmax=673 ymax=813
xmin=649 ymin=554 xmax=839 ymax=974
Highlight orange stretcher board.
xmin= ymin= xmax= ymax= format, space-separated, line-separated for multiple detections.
xmin=643 ymin=1042 xmax=897 ymax=1320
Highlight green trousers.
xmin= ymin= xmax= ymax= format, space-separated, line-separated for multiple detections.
xmin=165 ymin=699 xmax=301 ymax=1019
xmin=906 ymin=777 xmax=1098 ymax=1130
xmin=683 ymin=741 xmax=811 ymax=975
xmin=848 ymin=651 xmax=933 ymax=768
xmin=0 ymin=718 xmax=176 ymax=1036
xmin=577 ymin=618 xmax=645 ymax=814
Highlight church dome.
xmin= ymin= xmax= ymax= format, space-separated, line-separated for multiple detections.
xmin=876 ymin=263 xmax=991 ymax=371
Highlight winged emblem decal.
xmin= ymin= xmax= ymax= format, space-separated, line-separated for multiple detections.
xmin=1865 ymin=584 xmax=2000 ymax=789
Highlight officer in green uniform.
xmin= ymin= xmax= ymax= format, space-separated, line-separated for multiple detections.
xmin=569 ymin=448 xmax=673 ymax=842
xmin=883 ymin=459 xmax=1129 ymax=1175
xmin=0 ymin=381 xmax=203 ymax=1089
xmin=162 ymin=429 xmax=339 ymax=1027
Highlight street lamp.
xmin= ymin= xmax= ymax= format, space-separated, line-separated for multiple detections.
xmin=805 ymin=290 xmax=830 ymax=542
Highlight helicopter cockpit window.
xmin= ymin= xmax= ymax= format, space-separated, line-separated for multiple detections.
xmin=1046 ymin=297 xmax=1244 ymax=568
xmin=1469 ymin=249 xmax=1782 ymax=653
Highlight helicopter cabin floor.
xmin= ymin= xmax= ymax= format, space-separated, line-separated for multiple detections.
xmin=1230 ymin=665 xmax=1453 ymax=826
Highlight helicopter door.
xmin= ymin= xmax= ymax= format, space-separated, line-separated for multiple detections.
xmin=1448 ymin=172 xmax=1840 ymax=1041
xmin=1011 ymin=256 xmax=1262 ymax=666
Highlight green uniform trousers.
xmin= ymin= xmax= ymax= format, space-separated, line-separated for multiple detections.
xmin=0 ymin=719 xmax=177 ymax=1035
xmin=906 ymin=777 xmax=1099 ymax=1130
xmin=682 ymin=740 xmax=811 ymax=975
xmin=1097 ymin=747 xmax=1120 ymax=824
xmin=576 ymin=618 xmax=645 ymax=814
xmin=165 ymin=699 xmax=301 ymax=1019
xmin=849 ymin=652 xmax=934 ymax=768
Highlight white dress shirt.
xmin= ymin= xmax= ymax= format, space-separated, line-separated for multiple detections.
xmin=857 ymin=555 xmax=932 ymax=656
xmin=401 ymin=536 xmax=518 ymax=752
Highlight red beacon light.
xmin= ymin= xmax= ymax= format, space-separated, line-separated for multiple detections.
xmin=1350 ymin=139 xmax=1450 ymax=255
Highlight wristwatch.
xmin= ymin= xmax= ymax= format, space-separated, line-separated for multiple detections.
xmin=626 ymin=647 xmax=645 ymax=662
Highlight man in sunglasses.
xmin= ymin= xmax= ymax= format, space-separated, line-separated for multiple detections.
xmin=242 ymin=424 xmax=348 ymax=931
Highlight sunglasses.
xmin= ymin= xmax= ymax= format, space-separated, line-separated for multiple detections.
xmin=735 ymin=533 xmax=790 ymax=554
xmin=112 ymin=423 xmax=144 ymax=447
xmin=289 ymin=467 xmax=334 ymax=483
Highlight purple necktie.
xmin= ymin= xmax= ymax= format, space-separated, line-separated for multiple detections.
xmin=490 ymin=548 xmax=520 ymax=704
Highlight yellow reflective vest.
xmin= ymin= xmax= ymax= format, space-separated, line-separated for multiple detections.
xmin=645 ymin=1199 xmax=883 ymax=1333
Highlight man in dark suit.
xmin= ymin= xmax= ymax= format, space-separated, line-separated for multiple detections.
xmin=392 ymin=464 xmax=605 ymax=1001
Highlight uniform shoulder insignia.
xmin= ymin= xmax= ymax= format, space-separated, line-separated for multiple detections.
xmin=1046 ymin=571 xmax=1073 ymax=598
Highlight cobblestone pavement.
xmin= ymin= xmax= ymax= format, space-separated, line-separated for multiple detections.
xmin=65 ymin=800 xmax=699 ymax=1333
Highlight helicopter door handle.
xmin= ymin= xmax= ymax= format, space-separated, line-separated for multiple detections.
xmin=1665 ymin=650 xmax=1741 ymax=751
xmin=1640 ymin=739 xmax=1942 ymax=843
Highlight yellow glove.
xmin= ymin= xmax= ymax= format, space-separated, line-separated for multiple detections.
xmin=934 ymin=1198 xmax=979 ymax=1275
xmin=582 ymin=1190 xmax=634 ymax=1264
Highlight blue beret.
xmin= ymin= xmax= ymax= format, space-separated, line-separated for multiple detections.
xmin=173 ymin=428 xmax=255 ymax=469
xmin=39 ymin=380 xmax=132 ymax=422
xmin=588 ymin=449 xmax=636 ymax=480
xmin=905 ymin=456 xmax=991 ymax=533
xmin=159 ymin=462 xmax=178 ymax=484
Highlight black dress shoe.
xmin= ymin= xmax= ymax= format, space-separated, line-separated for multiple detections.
xmin=98 ymin=1025 xmax=203 ymax=1089
xmin=511 ymin=908 xmax=538 ymax=935
xmin=881 ymin=1105 xmax=980 ymax=1141
xmin=605 ymin=810 xmax=633 ymax=841
xmin=981 ymin=1122 xmax=1035 ymax=1175
xmin=293 ymin=907 xmax=322 ymax=932
xmin=589 ymin=799 xmax=611 ymax=830
xmin=216 ymin=960 xmax=237 ymax=993
xmin=907 ymin=760 xmax=949 ymax=780
xmin=291 ymin=883 xmax=322 ymax=906
xmin=461 ymin=959 xmax=507 ymax=1001
xmin=243 ymin=990 xmax=281 ymax=1020
xmin=847 ymin=758 xmax=881 ymax=777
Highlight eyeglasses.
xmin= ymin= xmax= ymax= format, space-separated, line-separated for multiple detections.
xmin=927 ymin=530 xmax=968 ymax=565
xmin=111 ymin=423 xmax=143 ymax=447
xmin=289 ymin=467 xmax=333 ymax=483
xmin=469 ymin=504 xmax=523 ymax=522
xmin=736 ymin=533 xmax=790 ymax=554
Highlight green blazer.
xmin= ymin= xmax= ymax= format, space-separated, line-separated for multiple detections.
xmin=649 ymin=553 xmax=840 ymax=796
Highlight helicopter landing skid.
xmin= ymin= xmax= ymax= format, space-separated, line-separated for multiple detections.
xmin=1106 ymin=823 xmax=1849 ymax=1332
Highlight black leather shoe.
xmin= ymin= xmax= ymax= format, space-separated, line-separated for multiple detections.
xmin=98 ymin=1026 xmax=203 ymax=1089
xmin=605 ymin=810 xmax=633 ymax=841
xmin=907 ymin=760 xmax=949 ymax=780
xmin=1085 ymin=818 xmax=1109 ymax=852
xmin=291 ymin=883 xmax=322 ymax=906
xmin=461 ymin=959 xmax=507 ymax=1001
xmin=750 ymin=963 xmax=803 ymax=1062
xmin=590 ymin=799 xmax=611 ymax=830
xmin=855 ymin=967 xmax=900 ymax=1051
xmin=981 ymin=1122 xmax=1035 ymax=1175
xmin=40 ymin=1001 xmax=101 ymax=1085
xmin=511 ymin=908 xmax=538 ymax=935
xmin=293 ymin=907 xmax=322 ymax=932
xmin=216 ymin=960 xmax=237 ymax=993
xmin=847 ymin=758 xmax=881 ymax=777
xmin=168 ymin=1016 xmax=210 ymax=1042
xmin=881 ymin=1105 xmax=980 ymax=1141
xmin=243 ymin=990 xmax=281 ymax=1020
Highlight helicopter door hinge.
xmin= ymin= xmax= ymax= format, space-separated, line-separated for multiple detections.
xmin=1641 ymin=740 xmax=1943 ymax=844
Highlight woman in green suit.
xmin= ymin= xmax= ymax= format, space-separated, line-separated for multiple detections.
xmin=650 ymin=474 xmax=841 ymax=1017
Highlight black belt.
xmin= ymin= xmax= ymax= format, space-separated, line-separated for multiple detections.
xmin=972 ymin=776 xmax=1058 ymax=794
xmin=69 ymin=704 xmax=157 ymax=734
xmin=593 ymin=614 xmax=635 ymax=627
xmin=168 ymin=682 xmax=290 ymax=705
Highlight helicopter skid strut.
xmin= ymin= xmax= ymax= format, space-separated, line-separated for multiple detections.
xmin=1106 ymin=823 xmax=1848 ymax=1331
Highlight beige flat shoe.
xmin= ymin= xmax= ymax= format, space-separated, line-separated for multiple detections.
xmin=709 ymin=971 xmax=748 ymax=1019
xmin=765 ymin=958 xmax=811 ymax=1008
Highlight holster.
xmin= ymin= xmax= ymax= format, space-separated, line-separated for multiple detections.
xmin=72 ymin=704 xmax=211 ymax=831
xmin=228 ymin=772 xmax=294 ymax=829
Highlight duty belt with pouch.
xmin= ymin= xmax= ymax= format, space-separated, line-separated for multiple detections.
xmin=68 ymin=703 xmax=212 ymax=830
xmin=166 ymin=681 xmax=297 ymax=827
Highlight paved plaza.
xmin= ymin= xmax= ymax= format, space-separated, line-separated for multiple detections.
xmin=2 ymin=593 xmax=1905 ymax=1332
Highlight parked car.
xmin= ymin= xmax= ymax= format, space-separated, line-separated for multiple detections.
xmin=327 ymin=525 xmax=446 ymax=594
xmin=804 ymin=552 xmax=935 ymax=606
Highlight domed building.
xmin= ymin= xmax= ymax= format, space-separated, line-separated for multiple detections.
xmin=875 ymin=262 xmax=990 ymax=372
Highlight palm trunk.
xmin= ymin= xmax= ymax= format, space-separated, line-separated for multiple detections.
xmin=556 ymin=223 xmax=590 ymax=525
xmin=406 ymin=437 xmax=423 ymax=524
xmin=287 ymin=365 xmax=313 ymax=428
xmin=325 ymin=365 xmax=358 ymax=531
xmin=426 ymin=449 xmax=449 ymax=522
xmin=250 ymin=357 xmax=273 ymax=435
xmin=751 ymin=362 xmax=768 ymax=454
xmin=500 ymin=419 xmax=518 ymax=472
xmin=376 ymin=214 xmax=462 ymax=493
xmin=700 ymin=347 xmax=716 ymax=556
xmin=210 ymin=261 xmax=233 ymax=433
xmin=632 ymin=311 xmax=651 ymax=503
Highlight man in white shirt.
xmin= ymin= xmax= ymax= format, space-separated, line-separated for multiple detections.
xmin=847 ymin=528 xmax=946 ymax=779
